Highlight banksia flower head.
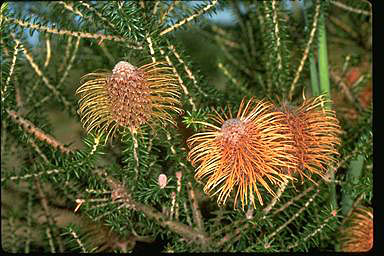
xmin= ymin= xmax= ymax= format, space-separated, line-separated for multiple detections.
xmin=76 ymin=61 xmax=182 ymax=141
xmin=187 ymin=97 xmax=297 ymax=209
xmin=277 ymin=95 xmax=342 ymax=182
xmin=339 ymin=207 xmax=373 ymax=252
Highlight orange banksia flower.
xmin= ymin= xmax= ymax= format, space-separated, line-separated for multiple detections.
xmin=339 ymin=207 xmax=373 ymax=252
xmin=277 ymin=95 xmax=342 ymax=182
xmin=187 ymin=98 xmax=297 ymax=209
xmin=76 ymin=61 xmax=182 ymax=141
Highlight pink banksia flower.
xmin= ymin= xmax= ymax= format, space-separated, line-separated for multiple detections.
xmin=277 ymin=95 xmax=342 ymax=182
xmin=76 ymin=61 xmax=182 ymax=141
xmin=339 ymin=207 xmax=373 ymax=252
xmin=187 ymin=97 xmax=297 ymax=209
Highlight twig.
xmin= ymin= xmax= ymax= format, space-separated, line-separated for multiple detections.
xmin=170 ymin=191 xmax=177 ymax=220
xmin=94 ymin=200 xmax=131 ymax=221
xmin=288 ymin=1 xmax=321 ymax=100
xmin=79 ymin=1 xmax=116 ymax=30
xmin=35 ymin=177 xmax=65 ymax=252
xmin=329 ymin=68 xmax=361 ymax=111
xmin=175 ymin=171 xmax=182 ymax=221
xmin=36 ymin=36 xmax=81 ymax=108
xmin=28 ymin=138 xmax=49 ymax=163
xmin=218 ymin=42 xmax=253 ymax=77
xmin=10 ymin=34 xmax=71 ymax=109
xmin=159 ymin=1 xmax=180 ymax=24
xmin=2 ymin=38 xmax=20 ymax=105
xmin=187 ymin=181 xmax=204 ymax=232
xmin=160 ymin=0 xmax=218 ymax=36
xmin=169 ymin=44 xmax=208 ymax=97
xmin=46 ymin=227 xmax=56 ymax=253
xmin=70 ymin=228 xmax=88 ymax=253
xmin=271 ymin=0 xmax=282 ymax=71
xmin=58 ymin=1 xmax=84 ymax=18
xmin=59 ymin=36 xmax=73 ymax=72
xmin=183 ymin=201 xmax=193 ymax=226
xmin=330 ymin=0 xmax=371 ymax=16
xmin=262 ymin=180 xmax=289 ymax=216
xmin=6 ymin=109 xmax=72 ymax=154
xmin=218 ymin=62 xmax=249 ymax=94
xmin=1 ymin=169 xmax=64 ymax=183
xmin=286 ymin=210 xmax=337 ymax=250
xmin=266 ymin=188 xmax=320 ymax=242
xmin=272 ymin=183 xmax=316 ymax=216
xmin=152 ymin=1 xmax=160 ymax=15
xmin=130 ymin=130 xmax=140 ymax=179
xmin=159 ymin=48 xmax=197 ymax=111
xmin=210 ymin=24 xmax=240 ymax=49
xmin=96 ymin=170 xmax=210 ymax=248
xmin=4 ymin=16 xmax=141 ymax=49
xmin=328 ymin=15 xmax=359 ymax=40
xmin=57 ymin=36 xmax=81 ymax=89
xmin=146 ymin=36 xmax=156 ymax=63
xmin=213 ymin=33 xmax=240 ymax=49
xmin=217 ymin=180 xmax=289 ymax=249
xmin=44 ymin=37 xmax=51 ymax=68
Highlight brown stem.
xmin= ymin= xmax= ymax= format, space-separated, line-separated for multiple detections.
xmin=35 ymin=178 xmax=65 ymax=252
xmin=6 ymin=109 xmax=73 ymax=154
xmin=97 ymin=170 xmax=211 ymax=249
xmin=187 ymin=181 xmax=204 ymax=232
xmin=329 ymin=69 xmax=362 ymax=111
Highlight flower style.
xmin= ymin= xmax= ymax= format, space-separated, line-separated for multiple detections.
xmin=339 ymin=207 xmax=373 ymax=252
xmin=277 ymin=95 xmax=342 ymax=182
xmin=187 ymin=97 xmax=297 ymax=209
xmin=76 ymin=61 xmax=182 ymax=141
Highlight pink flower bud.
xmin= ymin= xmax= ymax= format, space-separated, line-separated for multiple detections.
xmin=158 ymin=174 xmax=168 ymax=189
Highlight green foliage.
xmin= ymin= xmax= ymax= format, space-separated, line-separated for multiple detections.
xmin=1 ymin=0 xmax=372 ymax=253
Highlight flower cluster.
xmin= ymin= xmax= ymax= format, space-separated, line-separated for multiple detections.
xmin=339 ymin=207 xmax=373 ymax=252
xmin=277 ymin=96 xmax=341 ymax=182
xmin=187 ymin=96 xmax=342 ymax=209
xmin=76 ymin=61 xmax=182 ymax=141
xmin=76 ymin=61 xmax=342 ymax=210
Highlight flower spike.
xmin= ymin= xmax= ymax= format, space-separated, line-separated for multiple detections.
xmin=76 ymin=61 xmax=182 ymax=142
xmin=187 ymin=97 xmax=296 ymax=209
